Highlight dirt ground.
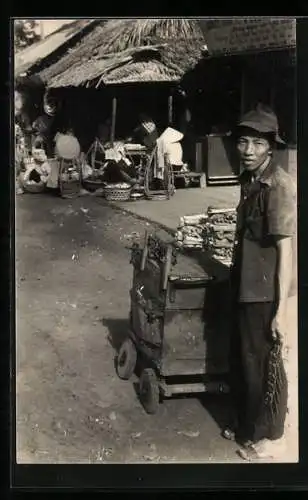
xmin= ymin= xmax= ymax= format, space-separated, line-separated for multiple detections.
xmin=15 ymin=192 xmax=297 ymax=464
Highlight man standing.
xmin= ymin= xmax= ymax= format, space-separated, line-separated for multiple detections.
xmin=223 ymin=105 xmax=297 ymax=460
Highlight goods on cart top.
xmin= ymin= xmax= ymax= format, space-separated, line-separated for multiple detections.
xmin=176 ymin=206 xmax=237 ymax=268
xmin=140 ymin=229 xmax=230 ymax=283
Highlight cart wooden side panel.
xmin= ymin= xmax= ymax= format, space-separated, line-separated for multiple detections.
xmin=129 ymin=232 xmax=232 ymax=378
xmin=160 ymin=278 xmax=231 ymax=377
xmin=160 ymin=246 xmax=231 ymax=377
xmin=130 ymin=248 xmax=165 ymax=362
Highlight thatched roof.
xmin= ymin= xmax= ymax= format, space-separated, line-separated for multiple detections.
xmin=14 ymin=20 xmax=95 ymax=76
xmin=48 ymin=46 xmax=183 ymax=87
xmin=39 ymin=19 xmax=206 ymax=87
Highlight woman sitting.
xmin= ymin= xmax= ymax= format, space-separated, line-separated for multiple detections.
xmin=132 ymin=113 xmax=158 ymax=149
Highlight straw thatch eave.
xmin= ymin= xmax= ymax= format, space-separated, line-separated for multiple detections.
xmin=48 ymin=45 xmax=171 ymax=88
xmin=39 ymin=19 xmax=206 ymax=87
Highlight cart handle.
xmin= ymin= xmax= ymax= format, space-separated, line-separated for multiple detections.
xmin=169 ymin=276 xmax=216 ymax=288
xmin=132 ymin=289 xmax=164 ymax=322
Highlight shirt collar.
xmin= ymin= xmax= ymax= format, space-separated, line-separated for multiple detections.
xmin=239 ymin=158 xmax=276 ymax=187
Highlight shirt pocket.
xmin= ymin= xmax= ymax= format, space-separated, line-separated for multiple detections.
xmin=244 ymin=214 xmax=265 ymax=241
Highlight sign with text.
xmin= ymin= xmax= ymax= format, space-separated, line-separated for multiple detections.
xmin=206 ymin=19 xmax=296 ymax=56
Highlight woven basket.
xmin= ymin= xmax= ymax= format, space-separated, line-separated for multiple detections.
xmin=104 ymin=185 xmax=132 ymax=201
xmin=83 ymin=179 xmax=105 ymax=192
xmin=22 ymin=181 xmax=45 ymax=193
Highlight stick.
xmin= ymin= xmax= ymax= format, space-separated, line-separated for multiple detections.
xmin=162 ymin=245 xmax=173 ymax=290
xmin=110 ymin=97 xmax=117 ymax=147
xmin=140 ymin=231 xmax=149 ymax=271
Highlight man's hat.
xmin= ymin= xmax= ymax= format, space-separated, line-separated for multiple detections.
xmin=237 ymin=104 xmax=285 ymax=144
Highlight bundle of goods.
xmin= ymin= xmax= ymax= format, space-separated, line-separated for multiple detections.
xmin=203 ymin=208 xmax=237 ymax=266
xmin=175 ymin=214 xmax=208 ymax=249
xmin=105 ymin=142 xmax=132 ymax=165
xmin=104 ymin=182 xmax=132 ymax=201
xmin=32 ymin=148 xmax=47 ymax=164
xmin=19 ymin=148 xmax=51 ymax=193
xmin=20 ymin=161 xmax=51 ymax=193
xmin=175 ymin=207 xmax=237 ymax=267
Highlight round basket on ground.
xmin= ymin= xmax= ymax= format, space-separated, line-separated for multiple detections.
xmin=83 ymin=179 xmax=105 ymax=193
xmin=19 ymin=175 xmax=45 ymax=193
xmin=116 ymin=338 xmax=137 ymax=380
xmin=22 ymin=181 xmax=45 ymax=194
xmin=139 ymin=368 xmax=160 ymax=414
xmin=104 ymin=184 xmax=132 ymax=201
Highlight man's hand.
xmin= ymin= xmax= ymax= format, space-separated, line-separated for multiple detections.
xmin=271 ymin=236 xmax=293 ymax=344
xmin=271 ymin=309 xmax=287 ymax=343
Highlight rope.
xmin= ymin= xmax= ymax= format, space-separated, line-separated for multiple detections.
xmin=264 ymin=337 xmax=285 ymax=420
xmin=85 ymin=137 xmax=106 ymax=170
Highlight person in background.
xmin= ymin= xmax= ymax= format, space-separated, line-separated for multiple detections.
xmin=155 ymin=126 xmax=185 ymax=179
xmin=32 ymin=114 xmax=55 ymax=156
xmin=132 ymin=113 xmax=158 ymax=149
xmin=223 ymin=105 xmax=297 ymax=461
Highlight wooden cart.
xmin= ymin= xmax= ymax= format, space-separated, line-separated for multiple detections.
xmin=115 ymin=230 xmax=232 ymax=414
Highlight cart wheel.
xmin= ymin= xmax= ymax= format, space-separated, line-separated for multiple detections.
xmin=139 ymin=368 xmax=160 ymax=414
xmin=116 ymin=338 xmax=137 ymax=380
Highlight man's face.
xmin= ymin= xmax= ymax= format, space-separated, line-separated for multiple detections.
xmin=237 ymin=134 xmax=271 ymax=172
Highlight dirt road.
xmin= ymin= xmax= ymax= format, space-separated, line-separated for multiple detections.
xmin=16 ymin=193 xmax=242 ymax=464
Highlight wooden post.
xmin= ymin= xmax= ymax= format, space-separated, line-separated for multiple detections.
xmin=39 ymin=20 xmax=44 ymax=39
xmin=168 ymin=94 xmax=173 ymax=125
xmin=110 ymin=96 xmax=117 ymax=146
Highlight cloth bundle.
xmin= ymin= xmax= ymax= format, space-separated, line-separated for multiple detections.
xmin=105 ymin=142 xmax=131 ymax=166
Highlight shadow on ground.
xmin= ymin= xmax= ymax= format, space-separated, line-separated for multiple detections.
xmin=102 ymin=317 xmax=234 ymax=435
xmin=199 ymin=393 xmax=234 ymax=437
xmin=101 ymin=317 xmax=130 ymax=352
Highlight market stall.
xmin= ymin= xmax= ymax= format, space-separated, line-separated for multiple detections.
xmin=30 ymin=19 xmax=207 ymax=198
